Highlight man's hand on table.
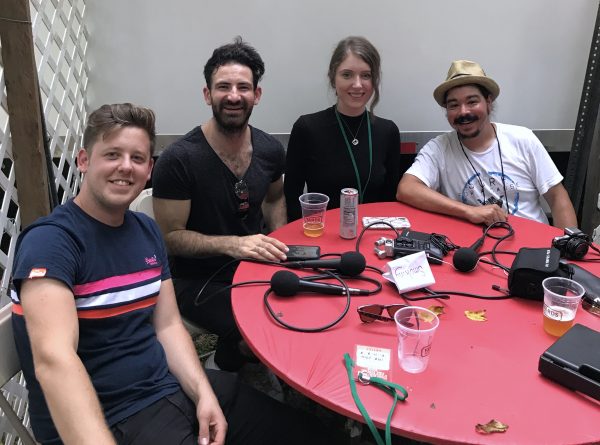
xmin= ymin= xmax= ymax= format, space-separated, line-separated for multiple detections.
xmin=231 ymin=234 xmax=289 ymax=262
xmin=465 ymin=204 xmax=507 ymax=226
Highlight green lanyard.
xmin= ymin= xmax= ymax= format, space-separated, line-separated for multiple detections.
xmin=343 ymin=353 xmax=408 ymax=445
xmin=334 ymin=108 xmax=373 ymax=203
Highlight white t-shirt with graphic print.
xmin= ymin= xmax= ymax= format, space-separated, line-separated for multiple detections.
xmin=405 ymin=123 xmax=562 ymax=224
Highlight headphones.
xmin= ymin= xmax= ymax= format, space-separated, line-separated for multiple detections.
xmin=552 ymin=227 xmax=591 ymax=260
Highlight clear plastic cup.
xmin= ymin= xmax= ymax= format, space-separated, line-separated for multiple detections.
xmin=394 ymin=306 xmax=439 ymax=373
xmin=542 ymin=277 xmax=584 ymax=337
xmin=299 ymin=193 xmax=329 ymax=237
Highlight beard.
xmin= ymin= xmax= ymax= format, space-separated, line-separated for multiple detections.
xmin=457 ymin=128 xmax=481 ymax=140
xmin=212 ymin=99 xmax=253 ymax=135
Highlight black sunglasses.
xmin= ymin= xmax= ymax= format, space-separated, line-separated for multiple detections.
xmin=357 ymin=304 xmax=408 ymax=323
xmin=234 ymin=179 xmax=249 ymax=219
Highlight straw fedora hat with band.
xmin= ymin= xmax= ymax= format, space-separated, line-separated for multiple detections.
xmin=433 ymin=60 xmax=500 ymax=107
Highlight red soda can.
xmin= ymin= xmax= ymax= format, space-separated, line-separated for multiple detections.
xmin=340 ymin=188 xmax=358 ymax=239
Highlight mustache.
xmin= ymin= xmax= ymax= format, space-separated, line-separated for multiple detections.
xmin=454 ymin=114 xmax=478 ymax=125
xmin=221 ymin=101 xmax=245 ymax=109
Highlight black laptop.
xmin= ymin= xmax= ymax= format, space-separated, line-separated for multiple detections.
xmin=538 ymin=323 xmax=600 ymax=401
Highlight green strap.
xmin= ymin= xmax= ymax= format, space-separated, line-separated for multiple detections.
xmin=343 ymin=353 xmax=408 ymax=445
xmin=334 ymin=108 xmax=373 ymax=203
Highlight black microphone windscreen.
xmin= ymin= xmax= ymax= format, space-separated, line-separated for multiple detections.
xmin=271 ymin=270 xmax=300 ymax=296
xmin=339 ymin=251 xmax=366 ymax=276
xmin=453 ymin=247 xmax=479 ymax=272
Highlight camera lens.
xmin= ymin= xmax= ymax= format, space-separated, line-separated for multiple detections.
xmin=570 ymin=238 xmax=589 ymax=260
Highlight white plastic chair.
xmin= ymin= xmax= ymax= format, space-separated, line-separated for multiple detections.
xmin=129 ymin=188 xmax=154 ymax=218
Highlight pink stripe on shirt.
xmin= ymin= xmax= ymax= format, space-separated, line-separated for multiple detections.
xmin=73 ymin=267 xmax=162 ymax=296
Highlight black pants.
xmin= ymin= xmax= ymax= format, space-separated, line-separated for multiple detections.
xmin=174 ymin=278 xmax=252 ymax=371
xmin=110 ymin=370 xmax=335 ymax=445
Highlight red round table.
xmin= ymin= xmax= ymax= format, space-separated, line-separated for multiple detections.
xmin=232 ymin=202 xmax=600 ymax=444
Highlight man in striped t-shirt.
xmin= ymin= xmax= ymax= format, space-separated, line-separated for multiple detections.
xmin=10 ymin=103 xmax=331 ymax=445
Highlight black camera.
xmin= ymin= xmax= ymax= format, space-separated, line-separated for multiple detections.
xmin=552 ymin=227 xmax=591 ymax=260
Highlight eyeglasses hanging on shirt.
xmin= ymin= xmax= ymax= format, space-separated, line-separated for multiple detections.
xmin=234 ymin=179 xmax=249 ymax=219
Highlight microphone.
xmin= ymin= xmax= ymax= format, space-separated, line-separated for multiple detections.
xmin=453 ymin=234 xmax=485 ymax=272
xmin=283 ymin=251 xmax=366 ymax=276
xmin=271 ymin=270 xmax=369 ymax=296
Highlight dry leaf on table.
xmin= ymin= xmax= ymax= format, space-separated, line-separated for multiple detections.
xmin=428 ymin=306 xmax=445 ymax=316
xmin=465 ymin=309 xmax=487 ymax=322
xmin=475 ymin=419 xmax=508 ymax=434
xmin=418 ymin=305 xmax=444 ymax=322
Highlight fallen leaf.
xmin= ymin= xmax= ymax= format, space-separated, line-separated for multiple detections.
xmin=465 ymin=309 xmax=487 ymax=322
xmin=418 ymin=312 xmax=434 ymax=322
xmin=428 ymin=306 xmax=445 ymax=316
xmin=418 ymin=306 xmax=444 ymax=322
xmin=475 ymin=419 xmax=508 ymax=434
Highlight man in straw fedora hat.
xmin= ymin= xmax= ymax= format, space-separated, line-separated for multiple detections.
xmin=396 ymin=60 xmax=576 ymax=228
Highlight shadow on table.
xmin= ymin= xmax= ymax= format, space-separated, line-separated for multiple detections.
xmin=281 ymin=381 xmax=430 ymax=445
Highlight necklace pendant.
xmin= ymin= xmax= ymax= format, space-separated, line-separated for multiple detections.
xmin=352 ymin=138 xmax=359 ymax=146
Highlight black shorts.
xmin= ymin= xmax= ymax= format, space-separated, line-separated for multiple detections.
xmin=110 ymin=370 xmax=335 ymax=445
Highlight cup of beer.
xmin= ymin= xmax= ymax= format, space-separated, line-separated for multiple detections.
xmin=299 ymin=193 xmax=329 ymax=237
xmin=542 ymin=277 xmax=585 ymax=337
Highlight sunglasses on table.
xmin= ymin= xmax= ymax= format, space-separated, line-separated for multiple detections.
xmin=234 ymin=179 xmax=249 ymax=219
xmin=357 ymin=304 xmax=408 ymax=323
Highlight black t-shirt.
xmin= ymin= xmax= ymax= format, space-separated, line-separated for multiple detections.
xmin=152 ymin=126 xmax=285 ymax=280
xmin=284 ymin=106 xmax=409 ymax=221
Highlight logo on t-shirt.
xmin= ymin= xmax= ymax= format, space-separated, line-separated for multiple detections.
xmin=145 ymin=255 xmax=158 ymax=266
xmin=461 ymin=171 xmax=519 ymax=214
xmin=29 ymin=268 xmax=47 ymax=278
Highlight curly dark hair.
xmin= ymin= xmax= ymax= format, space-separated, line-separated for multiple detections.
xmin=203 ymin=36 xmax=265 ymax=89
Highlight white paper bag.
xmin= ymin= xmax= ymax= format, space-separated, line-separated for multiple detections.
xmin=382 ymin=251 xmax=436 ymax=294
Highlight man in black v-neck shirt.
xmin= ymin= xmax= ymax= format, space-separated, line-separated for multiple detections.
xmin=153 ymin=38 xmax=288 ymax=371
